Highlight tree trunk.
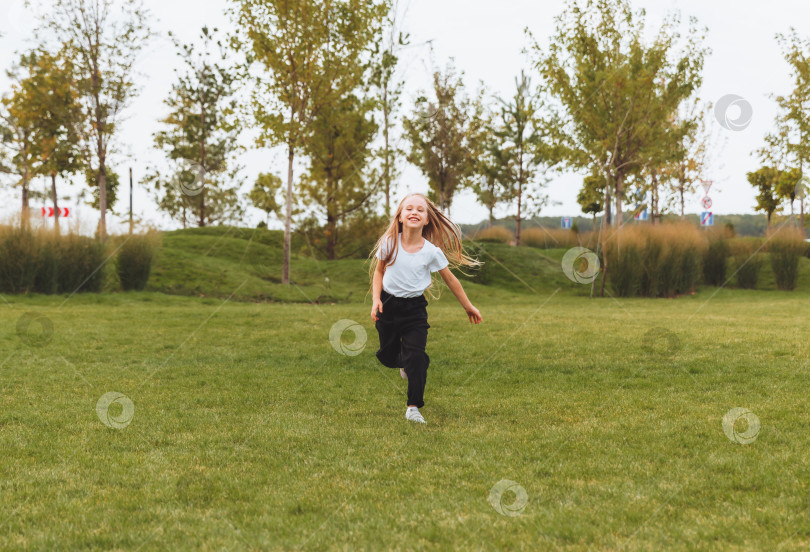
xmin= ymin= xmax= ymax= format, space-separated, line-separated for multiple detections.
xmin=516 ymin=159 xmax=523 ymax=246
xmin=615 ymin=173 xmax=624 ymax=227
xmin=21 ymin=151 xmax=30 ymax=229
xmin=679 ymin=180 xmax=685 ymax=220
xmin=326 ymin=173 xmax=336 ymax=260
xmin=199 ymin=102 xmax=207 ymax=227
xmin=599 ymin=209 xmax=608 ymax=298
xmin=440 ymin=183 xmax=447 ymax=213
xmin=95 ymin=85 xmax=107 ymax=241
xmin=283 ymin=143 xmax=294 ymax=285
xmin=801 ymin=144 xmax=805 ymax=230
xmin=799 ymin=160 xmax=807 ymax=231
xmin=98 ymin=166 xmax=107 ymax=241
xmin=51 ymin=173 xmax=60 ymax=235
xmin=599 ymin=181 xmax=612 ymax=297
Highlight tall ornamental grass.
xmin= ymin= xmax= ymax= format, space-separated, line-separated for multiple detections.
xmin=115 ymin=232 xmax=159 ymax=291
xmin=728 ymin=238 xmax=763 ymax=289
xmin=603 ymin=222 xmax=706 ymax=297
xmin=702 ymin=228 xmax=730 ymax=286
xmin=767 ymin=226 xmax=805 ymax=291
xmin=472 ymin=225 xmax=513 ymax=244
xmin=0 ymin=225 xmax=106 ymax=294
xmin=521 ymin=227 xmax=601 ymax=250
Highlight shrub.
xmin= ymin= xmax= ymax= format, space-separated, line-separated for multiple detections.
xmin=473 ymin=225 xmax=513 ymax=244
xmin=0 ymin=225 xmax=43 ymax=293
xmin=116 ymin=232 xmax=159 ymax=291
xmin=34 ymin=233 xmax=60 ymax=294
xmin=767 ymin=226 xmax=804 ymax=291
xmin=0 ymin=225 xmax=106 ymax=294
xmin=298 ymin=211 xmax=389 ymax=260
xmin=522 ymin=227 xmax=574 ymax=248
xmin=603 ymin=222 xmax=705 ymax=297
xmin=728 ymin=238 xmax=763 ymax=289
xmin=57 ymin=233 xmax=106 ymax=293
xmin=604 ymin=232 xmax=642 ymax=297
xmin=702 ymin=230 xmax=729 ymax=286
xmin=521 ymin=227 xmax=601 ymax=250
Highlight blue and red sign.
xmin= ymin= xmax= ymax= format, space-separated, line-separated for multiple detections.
xmin=701 ymin=211 xmax=713 ymax=226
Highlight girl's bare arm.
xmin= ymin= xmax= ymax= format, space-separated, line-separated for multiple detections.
xmin=437 ymin=267 xmax=482 ymax=324
xmin=371 ymin=262 xmax=384 ymax=322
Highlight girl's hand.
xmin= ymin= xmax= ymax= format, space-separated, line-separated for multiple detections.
xmin=465 ymin=304 xmax=482 ymax=324
xmin=371 ymin=298 xmax=383 ymax=323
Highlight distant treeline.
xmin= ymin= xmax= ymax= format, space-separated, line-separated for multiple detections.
xmin=460 ymin=214 xmax=779 ymax=238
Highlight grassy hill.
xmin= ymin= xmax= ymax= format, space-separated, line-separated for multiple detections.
xmin=146 ymin=226 xmax=583 ymax=303
xmin=144 ymin=226 xmax=810 ymax=303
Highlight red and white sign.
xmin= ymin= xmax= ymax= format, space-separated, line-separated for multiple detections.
xmin=41 ymin=207 xmax=70 ymax=218
xmin=701 ymin=196 xmax=712 ymax=209
xmin=700 ymin=179 xmax=713 ymax=194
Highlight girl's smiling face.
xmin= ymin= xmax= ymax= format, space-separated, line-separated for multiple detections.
xmin=399 ymin=196 xmax=428 ymax=229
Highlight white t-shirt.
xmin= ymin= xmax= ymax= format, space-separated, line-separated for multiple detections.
xmin=375 ymin=232 xmax=449 ymax=298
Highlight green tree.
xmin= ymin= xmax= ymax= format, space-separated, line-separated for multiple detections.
xmin=663 ymin=98 xmax=719 ymax=219
xmin=771 ymin=28 xmax=810 ymax=227
xmin=0 ymin=47 xmax=83 ymax=231
xmin=249 ymin=172 xmax=282 ymax=225
xmin=756 ymin=112 xmax=803 ymax=223
xmin=578 ymin=171 xmax=605 ymax=226
xmin=747 ymin=167 xmax=782 ymax=227
xmin=490 ymin=70 xmax=553 ymax=245
xmin=146 ymin=26 xmax=244 ymax=228
xmin=83 ymin=165 xmax=119 ymax=213
xmin=775 ymin=167 xmax=803 ymax=218
xmin=471 ymin=125 xmax=510 ymax=228
xmin=403 ymin=62 xmax=485 ymax=215
xmin=531 ymin=0 xmax=708 ymax=227
xmin=23 ymin=48 xmax=84 ymax=234
xmin=42 ymin=0 xmax=153 ymax=240
xmin=0 ymin=56 xmax=40 ymax=226
xmin=301 ymin=94 xmax=378 ymax=259
xmin=368 ymin=0 xmax=407 ymax=216
xmin=231 ymin=0 xmax=387 ymax=284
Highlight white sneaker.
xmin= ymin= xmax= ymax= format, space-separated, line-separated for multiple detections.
xmin=405 ymin=406 xmax=426 ymax=424
xmin=400 ymin=368 xmax=408 ymax=380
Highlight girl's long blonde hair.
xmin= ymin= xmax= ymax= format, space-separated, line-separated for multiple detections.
xmin=367 ymin=193 xmax=483 ymax=301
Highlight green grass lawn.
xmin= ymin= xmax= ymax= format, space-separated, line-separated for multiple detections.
xmin=1 ymin=278 xmax=810 ymax=550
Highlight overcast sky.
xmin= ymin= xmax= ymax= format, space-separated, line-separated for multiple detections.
xmin=0 ymin=0 xmax=805 ymax=234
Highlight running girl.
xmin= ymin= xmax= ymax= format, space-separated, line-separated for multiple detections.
xmin=368 ymin=193 xmax=483 ymax=424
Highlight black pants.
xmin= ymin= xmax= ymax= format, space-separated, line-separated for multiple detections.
xmin=374 ymin=289 xmax=430 ymax=408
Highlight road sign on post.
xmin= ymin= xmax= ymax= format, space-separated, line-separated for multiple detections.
xmin=700 ymin=179 xmax=713 ymax=194
xmin=561 ymin=217 xmax=572 ymax=229
xmin=701 ymin=196 xmax=712 ymax=209
xmin=41 ymin=207 xmax=70 ymax=218
xmin=635 ymin=209 xmax=648 ymax=221
xmin=701 ymin=211 xmax=713 ymax=227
